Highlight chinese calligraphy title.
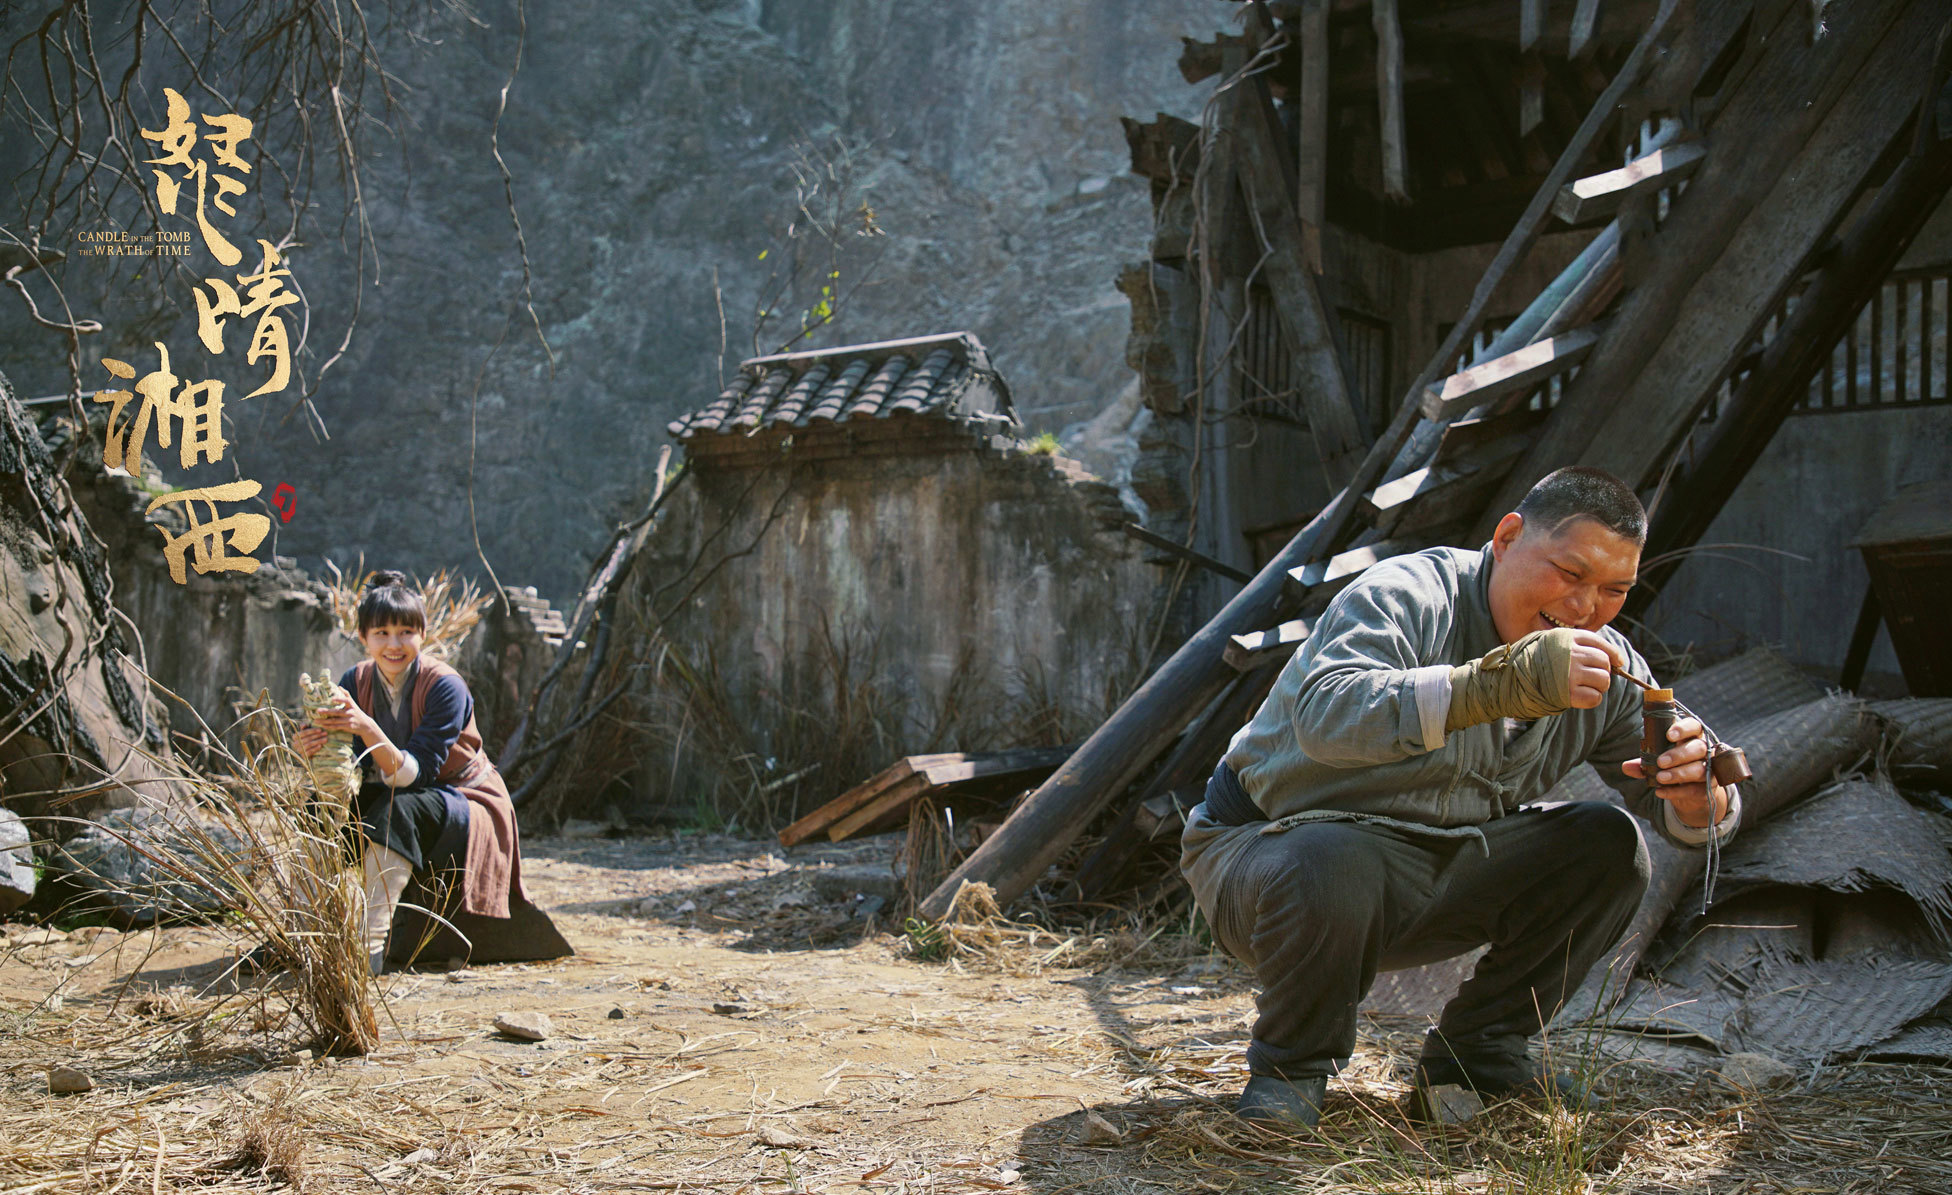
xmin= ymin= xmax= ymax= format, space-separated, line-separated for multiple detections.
xmin=94 ymin=88 xmax=302 ymax=584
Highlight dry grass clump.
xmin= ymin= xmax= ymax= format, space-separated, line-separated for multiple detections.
xmin=322 ymin=559 xmax=488 ymax=662
xmin=45 ymin=693 xmax=382 ymax=1055
xmin=902 ymin=880 xmax=1214 ymax=976
xmin=226 ymin=1080 xmax=309 ymax=1189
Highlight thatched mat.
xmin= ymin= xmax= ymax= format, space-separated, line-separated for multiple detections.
xmin=1559 ymin=695 xmax=1879 ymax=1025
xmin=1873 ymin=697 xmax=1952 ymax=787
xmin=1671 ymin=644 xmax=1825 ymax=732
xmin=1703 ymin=776 xmax=1952 ymax=939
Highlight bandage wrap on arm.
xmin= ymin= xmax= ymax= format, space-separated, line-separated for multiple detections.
xmin=1444 ymin=628 xmax=1579 ymax=732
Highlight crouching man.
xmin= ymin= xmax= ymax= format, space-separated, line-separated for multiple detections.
xmin=1181 ymin=467 xmax=1739 ymax=1128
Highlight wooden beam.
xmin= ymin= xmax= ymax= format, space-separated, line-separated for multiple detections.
xmin=1122 ymin=521 xmax=1253 ymax=584
xmin=1367 ymin=434 xmax=1532 ymax=520
xmin=1839 ymin=584 xmax=1882 ymax=694
xmin=1632 ymin=114 xmax=1952 ymax=620
xmin=1225 ymin=618 xmax=1313 ymax=671
xmin=913 ymin=0 xmax=1683 ymax=924
xmin=1373 ymin=0 xmax=1409 ymax=202
xmin=1419 ymin=325 xmax=1602 ymax=420
xmin=1554 ymin=141 xmax=1708 ymax=224
xmin=1491 ymin=0 xmax=1933 ymax=524
xmin=1519 ymin=0 xmax=1546 ymax=138
xmin=1520 ymin=52 xmax=1547 ymax=139
xmin=1069 ymin=663 xmax=1281 ymax=899
xmin=1297 ymin=0 xmax=1331 ymax=235
xmin=1232 ymin=76 xmax=1369 ymax=484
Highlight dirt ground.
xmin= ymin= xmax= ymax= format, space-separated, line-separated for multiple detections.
xmin=5 ymin=831 xmax=1952 ymax=1193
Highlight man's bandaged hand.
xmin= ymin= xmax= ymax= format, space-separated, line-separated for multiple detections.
xmin=1445 ymin=627 xmax=1623 ymax=732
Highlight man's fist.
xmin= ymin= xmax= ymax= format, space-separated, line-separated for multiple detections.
xmin=1566 ymin=629 xmax=1624 ymax=710
xmin=1446 ymin=627 xmax=1624 ymax=732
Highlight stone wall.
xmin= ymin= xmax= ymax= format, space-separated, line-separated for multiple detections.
xmin=48 ymin=414 xmax=567 ymax=763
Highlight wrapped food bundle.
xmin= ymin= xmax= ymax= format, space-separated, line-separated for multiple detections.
xmin=300 ymin=668 xmax=360 ymax=807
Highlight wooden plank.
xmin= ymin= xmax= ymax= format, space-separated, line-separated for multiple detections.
xmin=1419 ymin=325 xmax=1602 ymax=419
xmin=1291 ymin=537 xmax=1425 ymax=589
xmin=1122 ymin=114 xmax=1201 ymax=185
xmin=826 ymin=773 xmax=932 ymax=843
xmin=1432 ymin=404 xmax=1550 ymax=461
xmin=913 ymin=745 xmax=1075 ymax=788
xmin=1373 ymin=0 xmax=1410 ymax=203
xmin=814 ymin=745 xmax=1075 ymax=844
xmin=913 ymin=0 xmax=1686 ymax=924
xmin=1491 ymin=0 xmax=1929 ymax=521
xmin=1133 ymin=791 xmax=1194 ymax=843
xmin=1225 ymin=618 xmax=1313 ymax=672
xmin=1570 ymin=0 xmax=1605 ymax=60
xmin=777 ymin=757 xmax=932 ymax=847
xmin=1367 ymin=434 xmax=1532 ymax=518
xmin=1553 ymin=141 xmax=1708 ymax=224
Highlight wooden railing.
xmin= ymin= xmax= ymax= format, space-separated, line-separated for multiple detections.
xmin=1705 ymin=264 xmax=1952 ymax=421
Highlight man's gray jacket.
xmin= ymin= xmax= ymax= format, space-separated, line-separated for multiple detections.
xmin=1184 ymin=543 xmax=1739 ymax=911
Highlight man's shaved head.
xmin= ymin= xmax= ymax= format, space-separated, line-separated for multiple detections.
xmin=1513 ymin=467 xmax=1647 ymax=545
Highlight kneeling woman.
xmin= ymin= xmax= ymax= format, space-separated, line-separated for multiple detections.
xmin=295 ymin=570 xmax=525 ymax=971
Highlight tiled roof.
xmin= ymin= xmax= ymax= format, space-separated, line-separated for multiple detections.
xmin=666 ymin=332 xmax=1015 ymax=443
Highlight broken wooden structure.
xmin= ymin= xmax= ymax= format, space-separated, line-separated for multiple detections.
xmin=778 ymin=745 xmax=1073 ymax=847
xmin=921 ymin=0 xmax=1952 ymax=920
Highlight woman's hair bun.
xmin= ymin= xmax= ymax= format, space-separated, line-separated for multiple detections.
xmin=368 ymin=569 xmax=412 ymax=590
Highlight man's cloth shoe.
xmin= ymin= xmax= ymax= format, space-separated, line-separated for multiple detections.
xmin=1412 ymin=1050 xmax=1592 ymax=1110
xmin=1236 ymin=1075 xmax=1327 ymax=1129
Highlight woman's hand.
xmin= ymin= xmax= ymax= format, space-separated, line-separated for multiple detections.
xmin=310 ymin=690 xmax=383 ymax=745
xmin=294 ymin=726 xmax=327 ymax=758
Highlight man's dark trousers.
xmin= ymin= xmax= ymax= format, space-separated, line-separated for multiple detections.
xmin=1202 ymin=771 xmax=1652 ymax=1081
